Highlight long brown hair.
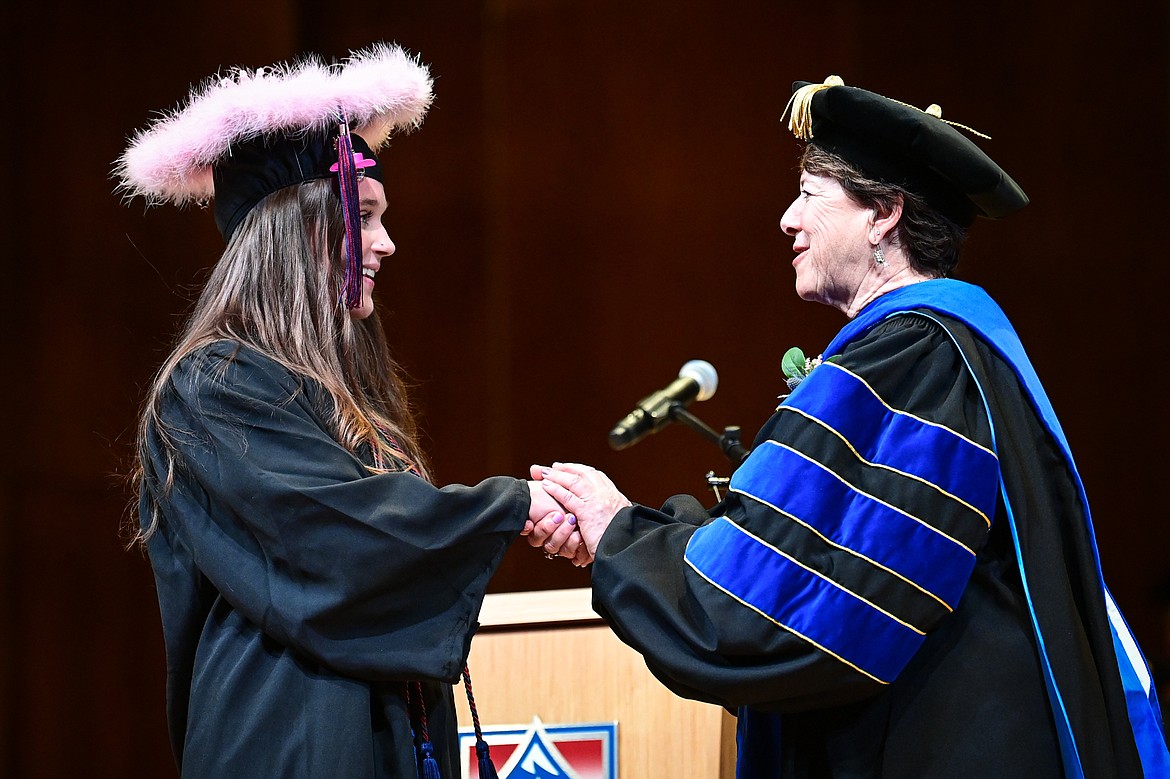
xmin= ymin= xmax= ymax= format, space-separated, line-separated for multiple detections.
xmin=132 ymin=177 xmax=430 ymax=544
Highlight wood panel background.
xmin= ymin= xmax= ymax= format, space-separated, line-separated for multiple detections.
xmin=2 ymin=1 xmax=1167 ymax=775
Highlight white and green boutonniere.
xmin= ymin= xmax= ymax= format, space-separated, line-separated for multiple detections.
xmin=781 ymin=346 xmax=824 ymax=391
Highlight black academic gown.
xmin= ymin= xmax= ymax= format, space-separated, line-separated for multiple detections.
xmin=140 ymin=341 xmax=528 ymax=778
xmin=591 ymin=312 xmax=1146 ymax=778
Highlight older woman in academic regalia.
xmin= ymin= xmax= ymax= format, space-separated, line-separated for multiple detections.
xmin=531 ymin=77 xmax=1169 ymax=778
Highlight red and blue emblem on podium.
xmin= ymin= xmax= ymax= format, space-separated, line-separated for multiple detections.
xmin=459 ymin=716 xmax=617 ymax=779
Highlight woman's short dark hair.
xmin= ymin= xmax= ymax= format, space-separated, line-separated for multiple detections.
xmin=799 ymin=144 xmax=967 ymax=278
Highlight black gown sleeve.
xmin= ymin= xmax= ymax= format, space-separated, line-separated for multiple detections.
xmin=590 ymin=314 xmax=998 ymax=712
xmin=143 ymin=342 xmax=529 ymax=683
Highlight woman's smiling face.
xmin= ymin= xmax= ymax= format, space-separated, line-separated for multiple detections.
xmin=779 ymin=171 xmax=875 ymax=313
xmin=349 ymin=177 xmax=395 ymax=321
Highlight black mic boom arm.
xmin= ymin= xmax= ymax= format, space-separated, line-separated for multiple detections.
xmin=667 ymin=404 xmax=750 ymax=465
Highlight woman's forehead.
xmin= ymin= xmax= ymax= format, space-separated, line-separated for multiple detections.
xmin=799 ymin=171 xmax=840 ymax=190
xmin=358 ymin=177 xmax=388 ymax=205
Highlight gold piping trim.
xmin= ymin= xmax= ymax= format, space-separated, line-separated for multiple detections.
xmin=701 ymin=518 xmax=927 ymax=635
xmin=886 ymin=97 xmax=991 ymax=139
xmin=758 ymin=440 xmax=976 ymax=556
xmin=820 ymin=361 xmax=997 ymax=458
xmin=729 ymin=485 xmax=953 ymax=612
xmin=775 ymin=404 xmax=991 ymax=530
xmin=684 ymin=550 xmax=890 ymax=685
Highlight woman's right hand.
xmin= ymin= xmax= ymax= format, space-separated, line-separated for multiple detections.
xmin=531 ymin=462 xmax=631 ymax=558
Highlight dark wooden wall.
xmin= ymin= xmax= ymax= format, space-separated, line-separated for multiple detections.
xmin=3 ymin=1 xmax=1167 ymax=775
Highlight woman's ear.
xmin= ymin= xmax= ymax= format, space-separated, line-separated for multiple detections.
xmin=872 ymin=197 xmax=904 ymax=241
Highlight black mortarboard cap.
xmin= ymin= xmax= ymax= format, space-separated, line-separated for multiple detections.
xmin=115 ymin=42 xmax=432 ymax=237
xmin=213 ymin=130 xmax=383 ymax=241
xmin=786 ymin=77 xmax=1028 ymax=226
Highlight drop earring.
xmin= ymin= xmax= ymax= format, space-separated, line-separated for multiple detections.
xmin=872 ymin=234 xmax=886 ymax=267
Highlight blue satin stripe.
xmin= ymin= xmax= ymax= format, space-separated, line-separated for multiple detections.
xmin=687 ymin=517 xmax=924 ymax=683
xmin=782 ymin=362 xmax=999 ymax=520
xmin=731 ymin=441 xmax=976 ymax=608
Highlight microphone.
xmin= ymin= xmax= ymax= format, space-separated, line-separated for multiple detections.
xmin=608 ymin=360 xmax=718 ymax=450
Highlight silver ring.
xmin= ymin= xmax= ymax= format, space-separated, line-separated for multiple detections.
xmin=544 ymin=552 xmax=556 ymax=560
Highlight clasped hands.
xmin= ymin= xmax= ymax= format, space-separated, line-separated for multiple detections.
xmin=522 ymin=463 xmax=632 ymax=567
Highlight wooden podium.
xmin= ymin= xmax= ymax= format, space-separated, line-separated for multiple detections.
xmin=454 ymin=588 xmax=736 ymax=778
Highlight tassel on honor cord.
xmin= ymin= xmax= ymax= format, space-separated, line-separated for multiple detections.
xmin=462 ymin=666 xmax=500 ymax=779
xmin=405 ymin=681 xmax=443 ymax=778
xmin=420 ymin=741 xmax=441 ymax=779
xmin=404 ymin=669 xmax=500 ymax=778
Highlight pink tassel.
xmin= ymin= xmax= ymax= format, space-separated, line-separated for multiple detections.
xmin=333 ymin=114 xmax=363 ymax=309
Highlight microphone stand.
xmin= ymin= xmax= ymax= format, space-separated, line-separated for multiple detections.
xmin=666 ymin=404 xmax=747 ymax=503
xmin=666 ymin=403 xmax=750 ymax=466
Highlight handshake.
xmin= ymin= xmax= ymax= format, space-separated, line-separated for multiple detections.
xmin=522 ymin=463 xmax=632 ymax=568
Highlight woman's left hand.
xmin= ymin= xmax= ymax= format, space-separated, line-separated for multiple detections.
xmin=525 ymin=481 xmax=591 ymax=566
xmin=526 ymin=511 xmax=591 ymax=567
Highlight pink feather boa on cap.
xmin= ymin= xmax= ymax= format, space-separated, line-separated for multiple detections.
xmin=115 ymin=42 xmax=433 ymax=206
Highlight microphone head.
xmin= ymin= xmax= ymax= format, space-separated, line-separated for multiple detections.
xmin=679 ymin=359 xmax=718 ymax=402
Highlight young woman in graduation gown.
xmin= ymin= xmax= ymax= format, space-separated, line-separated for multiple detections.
xmin=117 ymin=45 xmax=582 ymax=778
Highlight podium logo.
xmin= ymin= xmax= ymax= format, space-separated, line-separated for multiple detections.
xmin=458 ymin=716 xmax=617 ymax=779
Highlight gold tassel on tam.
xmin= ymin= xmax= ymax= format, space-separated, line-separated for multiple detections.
xmin=783 ymin=75 xmax=844 ymax=140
